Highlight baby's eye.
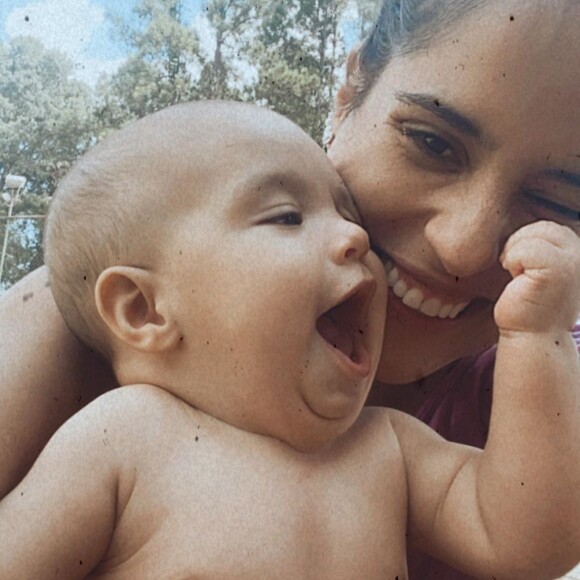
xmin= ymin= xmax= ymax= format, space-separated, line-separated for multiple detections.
xmin=269 ymin=211 xmax=303 ymax=226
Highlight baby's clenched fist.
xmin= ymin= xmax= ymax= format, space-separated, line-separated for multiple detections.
xmin=494 ymin=221 xmax=580 ymax=334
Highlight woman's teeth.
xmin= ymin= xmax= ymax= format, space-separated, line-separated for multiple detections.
xmin=385 ymin=261 xmax=470 ymax=319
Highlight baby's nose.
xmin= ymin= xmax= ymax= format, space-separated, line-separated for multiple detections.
xmin=333 ymin=220 xmax=370 ymax=264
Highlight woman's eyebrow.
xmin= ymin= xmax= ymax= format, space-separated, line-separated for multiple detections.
xmin=395 ymin=91 xmax=488 ymax=143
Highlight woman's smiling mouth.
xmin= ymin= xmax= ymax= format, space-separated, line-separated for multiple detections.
xmin=369 ymin=241 xmax=487 ymax=320
xmin=384 ymin=259 xmax=471 ymax=318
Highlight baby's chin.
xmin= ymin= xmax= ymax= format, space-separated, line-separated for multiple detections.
xmin=259 ymin=399 xmax=367 ymax=454
xmin=281 ymin=415 xmax=358 ymax=454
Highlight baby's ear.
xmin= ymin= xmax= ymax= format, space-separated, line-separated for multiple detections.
xmin=95 ymin=266 xmax=180 ymax=353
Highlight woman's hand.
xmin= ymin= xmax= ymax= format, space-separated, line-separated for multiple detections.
xmin=0 ymin=267 xmax=117 ymax=498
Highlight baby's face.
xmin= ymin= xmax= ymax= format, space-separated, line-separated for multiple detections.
xmin=161 ymin=126 xmax=387 ymax=451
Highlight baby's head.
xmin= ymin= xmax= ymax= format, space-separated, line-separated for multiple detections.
xmin=45 ymin=101 xmax=387 ymax=452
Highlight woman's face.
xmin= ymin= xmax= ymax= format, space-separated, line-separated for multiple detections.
xmin=328 ymin=1 xmax=580 ymax=383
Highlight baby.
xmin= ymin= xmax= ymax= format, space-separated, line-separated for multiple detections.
xmin=1 ymin=101 xmax=579 ymax=579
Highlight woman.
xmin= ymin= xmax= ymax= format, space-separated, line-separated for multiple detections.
xmin=329 ymin=0 xmax=580 ymax=431
xmin=327 ymin=0 xmax=580 ymax=576
xmin=1 ymin=0 xmax=579 ymax=577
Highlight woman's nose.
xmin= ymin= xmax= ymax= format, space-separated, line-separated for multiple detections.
xmin=332 ymin=219 xmax=370 ymax=264
xmin=425 ymin=191 xmax=512 ymax=278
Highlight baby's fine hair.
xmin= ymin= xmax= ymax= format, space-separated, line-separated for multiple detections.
xmin=44 ymin=126 xmax=143 ymax=358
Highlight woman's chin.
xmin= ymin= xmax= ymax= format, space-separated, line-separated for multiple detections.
xmin=376 ymin=289 xmax=498 ymax=385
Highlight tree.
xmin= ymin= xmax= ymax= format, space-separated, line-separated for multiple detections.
xmin=0 ymin=1 xmax=366 ymax=292
xmin=96 ymin=0 xmax=201 ymax=130
xmin=0 ymin=37 xmax=95 ymax=288
xmin=97 ymin=0 xmax=355 ymax=143
xmin=0 ymin=37 xmax=95 ymax=195
xmin=250 ymin=0 xmax=349 ymax=144
xmin=0 ymin=193 xmax=48 ymax=291
xmin=197 ymin=0 xmax=260 ymax=100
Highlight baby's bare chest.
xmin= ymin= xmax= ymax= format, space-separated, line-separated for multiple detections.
xmin=94 ymin=417 xmax=408 ymax=579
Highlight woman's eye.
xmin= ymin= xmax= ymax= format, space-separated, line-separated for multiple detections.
xmin=403 ymin=128 xmax=453 ymax=158
xmin=269 ymin=211 xmax=303 ymax=226
xmin=525 ymin=190 xmax=580 ymax=224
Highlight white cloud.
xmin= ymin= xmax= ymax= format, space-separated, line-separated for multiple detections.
xmin=5 ymin=0 xmax=114 ymax=85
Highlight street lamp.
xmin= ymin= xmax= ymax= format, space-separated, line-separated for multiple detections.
xmin=0 ymin=174 xmax=27 ymax=287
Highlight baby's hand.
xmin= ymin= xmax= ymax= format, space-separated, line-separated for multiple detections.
xmin=494 ymin=221 xmax=580 ymax=334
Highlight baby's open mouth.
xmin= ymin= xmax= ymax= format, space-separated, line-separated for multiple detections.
xmin=316 ymin=279 xmax=376 ymax=364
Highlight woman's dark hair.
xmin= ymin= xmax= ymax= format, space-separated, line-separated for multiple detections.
xmin=334 ymin=0 xmax=486 ymax=124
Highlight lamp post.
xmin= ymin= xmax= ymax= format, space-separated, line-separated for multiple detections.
xmin=0 ymin=174 xmax=27 ymax=288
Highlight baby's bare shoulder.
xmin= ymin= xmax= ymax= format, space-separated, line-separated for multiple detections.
xmin=348 ymin=406 xmax=403 ymax=452
xmin=75 ymin=383 xmax=179 ymax=420
xmin=90 ymin=383 xmax=187 ymax=417
xmin=354 ymin=406 xmax=441 ymax=461
xmin=357 ymin=405 xmax=400 ymax=430
xmin=67 ymin=384 xmax=192 ymax=453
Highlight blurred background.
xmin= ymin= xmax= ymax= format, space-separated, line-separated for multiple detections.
xmin=0 ymin=0 xmax=379 ymax=293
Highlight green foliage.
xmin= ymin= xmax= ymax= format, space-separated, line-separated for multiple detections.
xmin=95 ymin=0 xmax=201 ymax=130
xmin=97 ymin=0 xmax=359 ymax=142
xmin=0 ymin=194 xmax=48 ymax=290
xmin=250 ymin=0 xmax=349 ymax=144
xmin=198 ymin=0 xmax=260 ymax=100
xmin=0 ymin=37 xmax=95 ymax=195
xmin=0 ymin=37 xmax=95 ymax=287
xmin=1 ymin=0 xmax=380 ymax=292
xmin=252 ymin=44 xmax=325 ymax=138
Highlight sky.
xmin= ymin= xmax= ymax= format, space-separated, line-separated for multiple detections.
xmin=0 ymin=0 xmax=206 ymax=85
xmin=0 ymin=0 xmax=361 ymax=87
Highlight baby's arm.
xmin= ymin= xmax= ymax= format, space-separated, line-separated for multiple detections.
xmin=0 ymin=267 xmax=117 ymax=499
xmin=0 ymin=387 xmax=132 ymax=579
xmin=396 ymin=221 xmax=580 ymax=579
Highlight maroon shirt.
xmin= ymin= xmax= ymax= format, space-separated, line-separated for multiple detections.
xmin=409 ymin=322 xmax=580 ymax=579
